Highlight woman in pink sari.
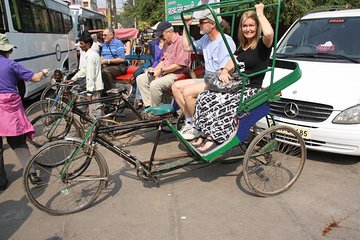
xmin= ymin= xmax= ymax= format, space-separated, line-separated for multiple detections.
xmin=0 ymin=34 xmax=48 ymax=191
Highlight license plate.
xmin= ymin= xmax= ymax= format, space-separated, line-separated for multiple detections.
xmin=278 ymin=125 xmax=311 ymax=140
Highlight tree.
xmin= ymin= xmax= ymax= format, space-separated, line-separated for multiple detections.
xmin=122 ymin=0 xmax=165 ymax=30
xmin=121 ymin=0 xmax=360 ymax=31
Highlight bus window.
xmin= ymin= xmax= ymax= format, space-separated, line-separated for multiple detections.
xmin=49 ymin=10 xmax=64 ymax=33
xmin=19 ymin=1 xmax=51 ymax=33
xmin=0 ymin=1 xmax=7 ymax=32
xmin=9 ymin=0 xmax=22 ymax=31
xmin=84 ymin=18 xmax=94 ymax=31
xmin=63 ymin=14 xmax=73 ymax=33
xmin=94 ymin=19 xmax=102 ymax=29
xmin=32 ymin=5 xmax=51 ymax=33
xmin=69 ymin=5 xmax=107 ymax=39
xmin=21 ymin=4 xmax=36 ymax=32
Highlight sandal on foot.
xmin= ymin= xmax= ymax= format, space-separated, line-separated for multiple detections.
xmin=197 ymin=137 xmax=219 ymax=153
xmin=192 ymin=135 xmax=206 ymax=147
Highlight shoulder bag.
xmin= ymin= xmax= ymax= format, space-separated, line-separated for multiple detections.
xmin=205 ymin=71 xmax=243 ymax=93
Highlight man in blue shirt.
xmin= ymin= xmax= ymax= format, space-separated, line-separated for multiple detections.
xmin=101 ymin=28 xmax=126 ymax=91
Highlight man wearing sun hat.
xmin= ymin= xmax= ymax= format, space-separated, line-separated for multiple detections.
xmin=0 ymin=34 xmax=50 ymax=190
xmin=147 ymin=22 xmax=162 ymax=61
xmin=136 ymin=21 xmax=191 ymax=107
xmin=171 ymin=8 xmax=236 ymax=140
xmin=134 ymin=22 xmax=164 ymax=109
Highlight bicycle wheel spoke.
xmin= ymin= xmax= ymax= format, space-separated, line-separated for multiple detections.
xmin=23 ymin=140 xmax=108 ymax=215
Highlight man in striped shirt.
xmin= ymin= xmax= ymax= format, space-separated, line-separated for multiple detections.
xmin=100 ymin=28 xmax=126 ymax=91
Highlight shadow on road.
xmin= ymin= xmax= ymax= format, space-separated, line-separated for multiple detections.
xmin=0 ymin=195 xmax=33 ymax=240
xmin=307 ymin=150 xmax=359 ymax=165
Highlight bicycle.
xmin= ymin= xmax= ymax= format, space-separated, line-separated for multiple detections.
xmin=28 ymin=83 xmax=181 ymax=149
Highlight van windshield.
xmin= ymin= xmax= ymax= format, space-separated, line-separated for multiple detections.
xmin=277 ymin=16 xmax=360 ymax=61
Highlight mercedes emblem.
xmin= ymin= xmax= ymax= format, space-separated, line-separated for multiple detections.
xmin=284 ymin=102 xmax=299 ymax=118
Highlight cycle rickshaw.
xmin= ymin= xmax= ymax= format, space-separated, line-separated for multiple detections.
xmin=23 ymin=0 xmax=306 ymax=215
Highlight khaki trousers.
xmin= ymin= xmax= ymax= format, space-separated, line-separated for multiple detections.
xmin=136 ymin=73 xmax=177 ymax=107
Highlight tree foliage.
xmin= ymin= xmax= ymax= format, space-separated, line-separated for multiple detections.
xmin=121 ymin=0 xmax=165 ymax=29
xmin=119 ymin=0 xmax=360 ymax=30
xmin=280 ymin=0 xmax=360 ymax=26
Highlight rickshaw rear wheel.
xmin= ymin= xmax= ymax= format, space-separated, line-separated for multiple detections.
xmin=243 ymin=125 xmax=306 ymax=197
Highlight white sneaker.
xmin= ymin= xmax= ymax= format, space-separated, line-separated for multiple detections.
xmin=179 ymin=123 xmax=193 ymax=135
xmin=181 ymin=127 xmax=201 ymax=140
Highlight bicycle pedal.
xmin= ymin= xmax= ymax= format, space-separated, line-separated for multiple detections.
xmin=153 ymin=177 xmax=160 ymax=187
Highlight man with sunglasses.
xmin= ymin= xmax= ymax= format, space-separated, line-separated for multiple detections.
xmin=136 ymin=21 xmax=191 ymax=107
xmin=171 ymin=9 xmax=236 ymax=140
xmin=100 ymin=28 xmax=126 ymax=92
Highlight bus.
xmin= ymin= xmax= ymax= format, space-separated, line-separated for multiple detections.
xmin=70 ymin=5 xmax=108 ymax=42
xmin=0 ymin=0 xmax=78 ymax=99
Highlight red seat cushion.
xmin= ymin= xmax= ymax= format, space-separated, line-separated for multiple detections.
xmin=193 ymin=66 xmax=205 ymax=78
xmin=115 ymin=74 xmax=133 ymax=82
xmin=126 ymin=66 xmax=139 ymax=74
xmin=115 ymin=66 xmax=140 ymax=83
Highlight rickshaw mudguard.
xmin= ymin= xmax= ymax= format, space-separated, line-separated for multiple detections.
xmin=237 ymin=103 xmax=270 ymax=142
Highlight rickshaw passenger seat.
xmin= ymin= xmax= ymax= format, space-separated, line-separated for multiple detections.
xmin=175 ymin=53 xmax=205 ymax=81
xmin=115 ymin=65 xmax=140 ymax=83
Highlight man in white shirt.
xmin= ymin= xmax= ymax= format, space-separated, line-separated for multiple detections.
xmin=71 ymin=34 xmax=104 ymax=119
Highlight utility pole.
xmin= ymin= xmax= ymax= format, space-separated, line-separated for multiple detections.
xmin=113 ymin=0 xmax=118 ymax=28
xmin=107 ymin=0 xmax=112 ymax=28
xmin=133 ymin=0 xmax=136 ymax=28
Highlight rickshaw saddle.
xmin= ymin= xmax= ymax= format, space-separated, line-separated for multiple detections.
xmin=144 ymin=104 xmax=174 ymax=116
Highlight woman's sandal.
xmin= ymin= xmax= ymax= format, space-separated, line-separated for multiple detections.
xmin=192 ymin=135 xmax=206 ymax=148
xmin=197 ymin=137 xmax=219 ymax=153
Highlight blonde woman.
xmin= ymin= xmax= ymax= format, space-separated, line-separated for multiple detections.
xmin=192 ymin=3 xmax=274 ymax=153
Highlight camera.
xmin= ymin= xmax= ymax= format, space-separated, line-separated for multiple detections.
xmin=146 ymin=70 xmax=155 ymax=80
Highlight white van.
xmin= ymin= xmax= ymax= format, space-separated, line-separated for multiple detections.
xmin=261 ymin=8 xmax=360 ymax=156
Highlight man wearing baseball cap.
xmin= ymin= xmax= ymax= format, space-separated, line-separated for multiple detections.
xmin=172 ymin=9 xmax=236 ymax=140
xmin=136 ymin=21 xmax=191 ymax=107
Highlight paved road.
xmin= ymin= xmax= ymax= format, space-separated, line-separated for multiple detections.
xmin=1 ymin=127 xmax=359 ymax=240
